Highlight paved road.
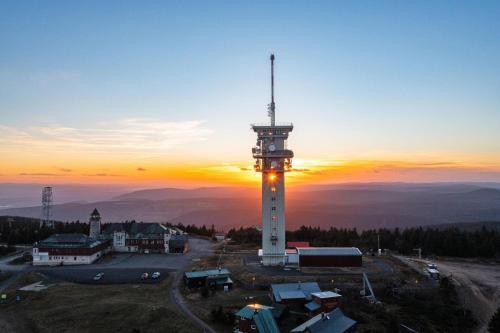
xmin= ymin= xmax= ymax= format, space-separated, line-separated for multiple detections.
xmin=0 ymin=252 xmax=31 ymax=292
xmin=169 ymin=237 xmax=217 ymax=333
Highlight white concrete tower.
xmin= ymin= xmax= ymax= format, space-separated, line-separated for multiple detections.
xmin=89 ymin=208 xmax=101 ymax=240
xmin=251 ymin=54 xmax=293 ymax=266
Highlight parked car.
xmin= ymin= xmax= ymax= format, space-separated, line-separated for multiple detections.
xmin=151 ymin=272 xmax=161 ymax=279
xmin=427 ymin=263 xmax=438 ymax=270
xmin=93 ymin=272 xmax=104 ymax=281
xmin=141 ymin=272 xmax=149 ymax=280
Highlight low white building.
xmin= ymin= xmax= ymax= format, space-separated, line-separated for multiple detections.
xmin=32 ymin=234 xmax=111 ymax=266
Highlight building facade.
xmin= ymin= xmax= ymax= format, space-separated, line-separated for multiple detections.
xmin=101 ymin=221 xmax=187 ymax=254
xmin=32 ymin=233 xmax=111 ymax=266
xmin=305 ymin=291 xmax=342 ymax=316
xmin=252 ymin=54 xmax=294 ymax=266
xmin=297 ymin=247 xmax=363 ymax=268
xmin=184 ymin=268 xmax=233 ymax=289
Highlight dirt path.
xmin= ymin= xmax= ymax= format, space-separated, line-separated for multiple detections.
xmin=395 ymin=256 xmax=500 ymax=333
xmin=433 ymin=260 xmax=500 ymax=333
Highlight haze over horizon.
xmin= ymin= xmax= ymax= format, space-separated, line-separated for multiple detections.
xmin=1 ymin=1 xmax=500 ymax=187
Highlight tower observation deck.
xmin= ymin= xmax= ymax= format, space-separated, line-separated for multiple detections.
xmin=251 ymin=54 xmax=293 ymax=266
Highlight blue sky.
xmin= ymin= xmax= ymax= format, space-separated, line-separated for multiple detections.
xmin=1 ymin=1 xmax=500 ymax=184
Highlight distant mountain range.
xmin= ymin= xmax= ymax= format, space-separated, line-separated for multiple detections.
xmin=1 ymin=182 xmax=500 ymax=231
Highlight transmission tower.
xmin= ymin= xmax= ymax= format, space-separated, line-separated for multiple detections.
xmin=41 ymin=186 xmax=53 ymax=228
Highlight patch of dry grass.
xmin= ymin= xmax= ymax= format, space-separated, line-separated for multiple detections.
xmin=0 ymin=272 xmax=199 ymax=333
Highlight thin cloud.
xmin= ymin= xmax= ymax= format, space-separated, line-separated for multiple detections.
xmin=0 ymin=118 xmax=212 ymax=154
xmin=19 ymin=173 xmax=66 ymax=176
xmin=83 ymin=173 xmax=121 ymax=177
xmin=136 ymin=167 xmax=147 ymax=172
xmin=290 ymin=168 xmax=311 ymax=172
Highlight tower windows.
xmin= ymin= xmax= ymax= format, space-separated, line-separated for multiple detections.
xmin=271 ymin=186 xmax=276 ymax=192
xmin=271 ymin=197 xmax=276 ymax=201
xmin=271 ymin=207 xmax=276 ymax=211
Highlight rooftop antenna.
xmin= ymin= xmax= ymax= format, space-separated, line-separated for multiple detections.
xmin=267 ymin=53 xmax=276 ymax=127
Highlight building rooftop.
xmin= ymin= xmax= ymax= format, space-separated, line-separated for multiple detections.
xmin=101 ymin=222 xmax=168 ymax=237
xmin=184 ymin=268 xmax=231 ymax=279
xmin=297 ymin=247 xmax=362 ymax=256
xmin=37 ymin=233 xmax=103 ymax=248
xmin=311 ymin=291 xmax=342 ymax=299
xmin=271 ymin=282 xmax=321 ymax=302
xmin=304 ymin=301 xmax=321 ymax=312
xmin=236 ymin=304 xmax=280 ymax=333
xmin=279 ymin=290 xmax=307 ymax=300
xmin=236 ymin=304 xmax=273 ymax=319
xmin=291 ymin=308 xmax=356 ymax=333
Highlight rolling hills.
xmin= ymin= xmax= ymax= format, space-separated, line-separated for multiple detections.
xmin=1 ymin=183 xmax=500 ymax=231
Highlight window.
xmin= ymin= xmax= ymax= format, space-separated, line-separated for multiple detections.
xmin=271 ymin=207 xmax=276 ymax=211
xmin=271 ymin=197 xmax=276 ymax=201
xmin=271 ymin=187 xmax=276 ymax=192
xmin=251 ymin=324 xmax=256 ymax=330
xmin=272 ymin=215 xmax=277 ymax=221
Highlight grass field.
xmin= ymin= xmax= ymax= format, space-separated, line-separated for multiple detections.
xmin=0 ymin=272 xmax=199 ymax=333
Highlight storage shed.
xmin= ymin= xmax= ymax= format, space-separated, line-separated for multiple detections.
xmin=297 ymin=247 xmax=362 ymax=268
xmin=184 ymin=268 xmax=232 ymax=289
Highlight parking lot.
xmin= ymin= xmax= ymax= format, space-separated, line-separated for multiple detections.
xmin=37 ymin=267 xmax=171 ymax=284
xmin=1 ymin=237 xmax=214 ymax=285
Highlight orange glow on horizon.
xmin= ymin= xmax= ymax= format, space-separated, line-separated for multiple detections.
xmin=2 ymin=153 xmax=500 ymax=186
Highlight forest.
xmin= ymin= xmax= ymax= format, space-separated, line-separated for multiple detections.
xmin=1 ymin=215 xmax=499 ymax=258
xmin=227 ymin=224 xmax=500 ymax=258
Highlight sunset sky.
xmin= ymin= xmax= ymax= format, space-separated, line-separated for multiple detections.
xmin=1 ymin=1 xmax=500 ymax=187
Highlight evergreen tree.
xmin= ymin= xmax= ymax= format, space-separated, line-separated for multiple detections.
xmin=489 ymin=307 xmax=500 ymax=333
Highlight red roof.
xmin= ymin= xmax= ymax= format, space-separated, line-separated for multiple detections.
xmin=287 ymin=241 xmax=310 ymax=248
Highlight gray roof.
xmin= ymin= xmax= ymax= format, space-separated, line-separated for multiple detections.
xmin=297 ymin=247 xmax=362 ymax=256
xmin=304 ymin=301 xmax=321 ymax=312
xmin=184 ymin=268 xmax=230 ymax=279
xmin=101 ymin=222 xmax=168 ymax=237
xmin=37 ymin=233 xmax=103 ymax=248
xmin=311 ymin=291 xmax=342 ymax=299
xmin=271 ymin=282 xmax=321 ymax=302
xmin=291 ymin=308 xmax=356 ymax=333
xmin=279 ymin=290 xmax=307 ymax=300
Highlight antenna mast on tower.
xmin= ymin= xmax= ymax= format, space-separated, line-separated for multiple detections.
xmin=268 ymin=54 xmax=276 ymax=127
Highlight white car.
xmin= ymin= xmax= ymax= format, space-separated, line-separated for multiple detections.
xmin=151 ymin=272 xmax=161 ymax=279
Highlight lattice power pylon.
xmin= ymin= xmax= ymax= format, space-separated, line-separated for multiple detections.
xmin=41 ymin=186 xmax=53 ymax=228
